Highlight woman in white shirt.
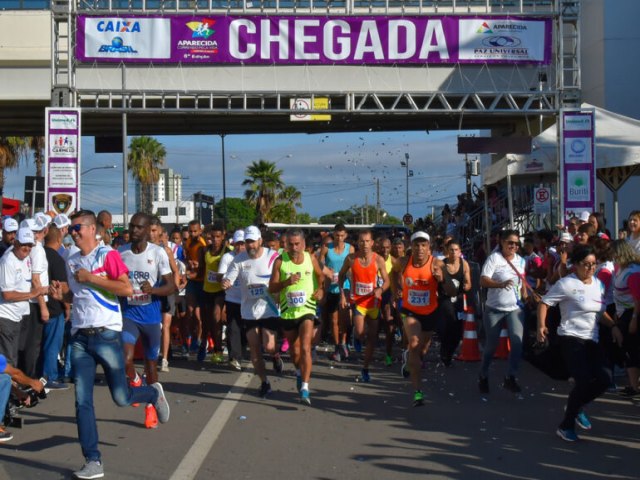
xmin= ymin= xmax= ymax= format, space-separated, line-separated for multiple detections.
xmin=478 ymin=229 xmax=528 ymax=395
xmin=537 ymin=244 xmax=622 ymax=442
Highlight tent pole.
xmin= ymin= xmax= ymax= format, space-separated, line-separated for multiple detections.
xmin=507 ymin=171 xmax=515 ymax=229
xmin=484 ymin=184 xmax=490 ymax=256
xmin=613 ymin=189 xmax=619 ymax=234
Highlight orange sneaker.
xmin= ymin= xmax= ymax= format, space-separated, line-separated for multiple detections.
xmin=130 ymin=374 xmax=142 ymax=407
xmin=145 ymin=404 xmax=158 ymax=429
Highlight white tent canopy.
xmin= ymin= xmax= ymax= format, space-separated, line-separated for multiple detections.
xmin=482 ymin=103 xmax=640 ymax=186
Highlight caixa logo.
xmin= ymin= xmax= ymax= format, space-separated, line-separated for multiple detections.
xmin=481 ymin=36 xmax=521 ymax=48
xmin=96 ymin=20 xmax=141 ymax=33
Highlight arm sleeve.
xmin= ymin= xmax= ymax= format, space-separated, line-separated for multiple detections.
xmin=541 ymin=279 xmax=566 ymax=307
xmin=104 ymin=250 xmax=129 ymax=280
xmin=628 ymin=272 xmax=640 ymax=299
xmin=596 ymin=268 xmax=613 ymax=292
xmin=30 ymin=247 xmax=47 ymax=275
xmin=223 ymin=257 xmax=240 ymax=284
xmin=480 ymin=253 xmax=497 ymax=279
xmin=218 ymin=253 xmax=232 ymax=276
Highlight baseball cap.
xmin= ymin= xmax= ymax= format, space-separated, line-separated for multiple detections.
xmin=53 ymin=213 xmax=71 ymax=228
xmin=16 ymin=227 xmax=35 ymax=245
xmin=244 ymin=226 xmax=261 ymax=241
xmin=20 ymin=218 xmax=45 ymax=232
xmin=579 ymin=211 xmax=591 ymax=222
xmin=410 ymin=231 xmax=430 ymax=243
xmin=34 ymin=211 xmax=52 ymax=227
xmin=2 ymin=217 xmax=18 ymax=233
xmin=232 ymin=230 xmax=245 ymax=244
xmin=559 ymin=232 xmax=573 ymax=243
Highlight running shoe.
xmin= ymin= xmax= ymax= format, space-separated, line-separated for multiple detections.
xmin=296 ymin=374 xmax=302 ymax=392
xmin=144 ymin=404 xmax=158 ymax=429
xmin=210 ymin=352 xmax=225 ymax=364
xmin=401 ymin=349 xmax=410 ymax=378
xmin=0 ymin=429 xmax=13 ymax=443
xmin=259 ymin=381 xmax=272 ymax=398
xmin=73 ymin=460 xmax=104 ymax=479
xmin=353 ymin=339 xmax=362 ymax=353
xmin=502 ymin=375 xmax=522 ymax=394
xmin=281 ymin=338 xmax=290 ymax=353
xmin=575 ymin=411 xmax=592 ymax=430
xmin=47 ymin=381 xmax=70 ymax=390
xmin=190 ymin=339 xmax=200 ymax=353
xmin=478 ymin=375 xmax=489 ymax=394
xmin=160 ymin=358 xmax=169 ymax=373
xmin=619 ymin=386 xmax=640 ymax=397
xmin=130 ymin=374 xmax=142 ymax=407
xmin=329 ymin=345 xmax=341 ymax=362
xmin=300 ymin=388 xmax=311 ymax=406
xmin=413 ymin=390 xmax=425 ymax=407
xmin=197 ymin=344 xmax=207 ymax=363
xmin=150 ymin=383 xmax=170 ymax=424
xmin=340 ymin=343 xmax=350 ymax=360
xmin=360 ymin=368 xmax=371 ymax=383
xmin=273 ymin=353 xmax=284 ymax=374
xmin=229 ymin=359 xmax=242 ymax=371
xmin=556 ymin=427 xmax=579 ymax=442
xmin=384 ymin=354 xmax=393 ymax=367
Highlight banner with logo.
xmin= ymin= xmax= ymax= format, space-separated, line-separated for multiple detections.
xmin=76 ymin=15 xmax=551 ymax=65
xmin=560 ymin=109 xmax=596 ymax=223
xmin=45 ymin=108 xmax=81 ymax=215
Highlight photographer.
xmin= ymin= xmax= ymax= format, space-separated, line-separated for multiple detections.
xmin=0 ymin=352 xmax=45 ymax=442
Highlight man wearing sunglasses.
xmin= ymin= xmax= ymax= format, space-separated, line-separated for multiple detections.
xmin=49 ymin=210 xmax=170 ymax=480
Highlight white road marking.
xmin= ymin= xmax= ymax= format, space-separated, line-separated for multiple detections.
xmin=169 ymin=372 xmax=252 ymax=480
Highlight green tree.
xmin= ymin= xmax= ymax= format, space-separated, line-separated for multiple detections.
xmin=0 ymin=137 xmax=29 ymax=199
xmin=30 ymin=136 xmax=45 ymax=177
xmin=128 ymin=136 xmax=166 ymax=213
xmin=271 ymin=185 xmax=303 ymax=223
xmin=295 ymin=212 xmax=318 ymax=224
xmin=214 ymin=197 xmax=255 ymax=232
xmin=242 ymin=160 xmax=284 ymax=224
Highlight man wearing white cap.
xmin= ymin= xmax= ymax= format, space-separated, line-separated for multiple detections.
xmin=217 ymin=229 xmax=246 ymax=371
xmin=53 ymin=214 xmax=71 ymax=255
xmin=222 ymin=226 xmax=281 ymax=397
xmin=0 ymin=218 xmax=18 ymax=258
xmin=393 ymin=231 xmax=451 ymax=406
xmin=18 ymin=217 xmax=50 ymax=378
xmin=0 ymin=228 xmax=47 ymax=367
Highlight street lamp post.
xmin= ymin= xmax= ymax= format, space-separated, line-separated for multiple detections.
xmin=400 ymin=153 xmax=413 ymax=216
xmin=221 ymin=134 xmax=227 ymax=231
xmin=81 ymin=164 xmax=117 ymax=176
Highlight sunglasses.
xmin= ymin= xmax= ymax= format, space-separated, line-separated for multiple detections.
xmin=70 ymin=223 xmax=91 ymax=233
xmin=579 ymin=262 xmax=597 ymax=269
xmin=505 ymin=241 xmax=520 ymax=246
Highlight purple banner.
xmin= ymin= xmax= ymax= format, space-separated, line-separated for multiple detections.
xmin=45 ymin=108 xmax=81 ymax=215
xmin=77 ymin=15 xmax=552 ymax=65
xmin=561 ymin=109 xmax=596 ymax=223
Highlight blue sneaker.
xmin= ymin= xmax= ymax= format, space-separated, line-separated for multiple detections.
xmin=360 ymin=368 xmax=370 ymax=383
xmin=190 ymin=340 xmax=200 ymax=353
xmin=556 ymin=428 xmax=579 ymax=442
xmin=300 ymin=389 xmax=311 ymax=406
xmin=354 ymin=339 xmax=362 ymax=353
xmin=197 ymin=345 xmax=207 ymax=363
xmin=296 ymin=374 xmax=302 ymax=392
xmin=576 ymin=411 xmax=592 ymax=430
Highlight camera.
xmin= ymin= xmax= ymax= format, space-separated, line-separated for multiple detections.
xmin=3 ymin=378 xmax=47 ymax=429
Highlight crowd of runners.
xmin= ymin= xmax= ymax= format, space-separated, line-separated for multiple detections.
xmin=0 ymin=207 xmax=639 ymax=478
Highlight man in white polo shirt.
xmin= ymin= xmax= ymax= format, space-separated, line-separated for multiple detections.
xmin=0 ymin=228 xmax=46 ymax=366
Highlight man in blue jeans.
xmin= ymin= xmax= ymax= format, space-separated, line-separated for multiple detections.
xmin=50 ymin=210 xmax=170 ymax=480
xmin=0 ymin=352 xmax=46 ymax=442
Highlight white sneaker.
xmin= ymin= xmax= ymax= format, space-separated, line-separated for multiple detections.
xmin=160 ymin=358 xmax=169 ymax=373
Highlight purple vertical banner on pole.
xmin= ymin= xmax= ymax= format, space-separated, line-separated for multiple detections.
xmin=560 ymin=109 xmax=596 ymax=224
xmin=45 ymin=108 xmax=81 ymax=215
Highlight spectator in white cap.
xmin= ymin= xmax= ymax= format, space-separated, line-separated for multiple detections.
xmin=34 ymin=212 xmax=52 ymax=229
xmin=53 ymin=213 xmax=71 ymax=237
xmin=0 ymin=218 xmax=18 ymax=258
xmin=0 ymin=227 xmax=47 ymax=368
xmin=217 ymin=229 xmax=247 ymax=371
xmin=18 ymin=217 xmax=50 ymax=378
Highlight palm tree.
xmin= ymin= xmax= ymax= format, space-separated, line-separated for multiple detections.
xmin=278 ymin=185 xmax=302 ymax=223
xmin=30 ymin=136 xmax=46 ymax=177
xmin=128 ymin=136 xmax=166 ymax=213
xmin=0 ymin=137 xmax=29 ymax=199
xmin=242 ymin=160 xmax=284 ymax=223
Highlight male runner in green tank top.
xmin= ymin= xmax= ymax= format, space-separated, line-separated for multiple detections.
xmin=270 ymin=229 xmax=324 ymax=405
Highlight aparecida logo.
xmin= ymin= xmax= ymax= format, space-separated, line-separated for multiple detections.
xmin=186 ymin=20 xmax=216 ymax=39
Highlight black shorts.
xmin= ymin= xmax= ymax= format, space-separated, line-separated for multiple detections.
xmin=203 ymin=290 xmax=225 ymax=304
xmin=401 ymin=307 xmax=440 ymax=332
xmin=380 ymin=289 xmax=392 ymax=307
xmin=324 ymin=293 xmax=341 ymax=314
xmin=280 ymin=314 xmax=319 ymax=331
xmin=244 ymin=317 xmax=280 ymax=332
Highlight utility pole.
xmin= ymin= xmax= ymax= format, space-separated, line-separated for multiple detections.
xmin=376 ymin=178 xmax=381 ymax=223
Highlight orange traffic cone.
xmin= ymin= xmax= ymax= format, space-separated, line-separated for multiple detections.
xmin=456 ymin=305 xmax=481 ymax=362
xmin=494 ymin=326 xmax=510 ymax=359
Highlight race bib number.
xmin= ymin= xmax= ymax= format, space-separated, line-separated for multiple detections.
xmin=207 ymin=270 xmax=218 ymax=283
xmin=248 ymin=283 xmax=266 ymax=299
xmin=129 ymin=289 xmax=151 ymax=306
xmin=332 ymin=272 xmax=339 ymax=284
xmin=286 ymin=290 xmax=307 ymax=308
xmin=355 ymin=282 xmax=374 ymax=296
xmin=408 ymin=289 xmax=430 ymax=307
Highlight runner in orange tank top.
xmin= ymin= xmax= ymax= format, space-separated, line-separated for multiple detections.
xmin=338 ymin=230 xmax=390 ymax=383
xmin=393 ymin=231 xmax=455 ymax=406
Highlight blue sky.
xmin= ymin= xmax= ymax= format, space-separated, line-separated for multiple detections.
xmin=3 ymin=130 xmax=476 ymax=221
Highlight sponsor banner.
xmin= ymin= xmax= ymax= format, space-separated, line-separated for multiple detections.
xmin=290 ymin=97 xmax=332 ymax=121
xmin=45 ymin=108 xmax=81 ymax=215
xmin=76 ymin=15 xmax=551 ymax=65
xmin=560 ymin=109 xmax=595 ymax=223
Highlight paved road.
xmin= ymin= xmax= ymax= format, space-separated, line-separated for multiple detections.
xmin=1 ymin=346 xmax=638 ymax=479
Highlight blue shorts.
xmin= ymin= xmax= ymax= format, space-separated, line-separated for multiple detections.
xmin=122 ymin=318 xmax=161 ymax=360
